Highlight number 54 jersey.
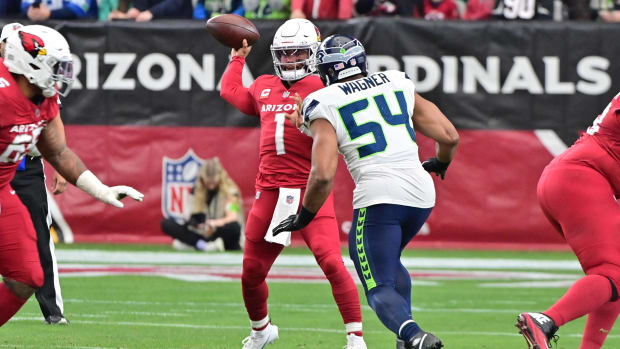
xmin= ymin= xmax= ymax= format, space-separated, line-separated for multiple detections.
xmin=302 ymin=70 xmax=435 ymax=209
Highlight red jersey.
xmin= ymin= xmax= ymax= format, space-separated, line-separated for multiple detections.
xmin=555 ymin=92 xmax=620 ymax=196
xmin=414 ymin=0 xmax=459 ymax=19
xmin=220 ymin=56 xmax=324 ymax=190
xmin=291 ymin=0 xmax=353 ymax=19
xmin=0 ymin=59 xmax=59 ymax=188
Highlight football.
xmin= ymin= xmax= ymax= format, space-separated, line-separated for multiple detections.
xmin=206 ymin=14 xmax=260 ymax=50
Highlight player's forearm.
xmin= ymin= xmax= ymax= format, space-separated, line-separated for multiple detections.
xmin=220 ymin=57 xmax=256 ymax=115
xmin=302 ymin=173 xmax=332 ymax=213
xmin=43 ymin=146 xmax=88 ymax=185
xmin=435 ymin=130 xmax=459 ymax=163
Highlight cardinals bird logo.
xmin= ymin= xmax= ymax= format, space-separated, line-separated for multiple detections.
xmin=18 ymin=31 xmax=46 ymax=58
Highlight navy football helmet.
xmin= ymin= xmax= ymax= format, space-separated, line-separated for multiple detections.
xmin=315 ymin=34 xmax=367 ymax=86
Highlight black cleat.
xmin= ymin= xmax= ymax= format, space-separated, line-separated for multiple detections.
xmin=405 ymin=331 xmax=443 ymax=349
xmin=44 ymin=315 xmax=69 ymax=325
xmin=516 ymin=312 xmax=559 ymax=349
xmin=396 ymin=338 xmax=406 ymax=349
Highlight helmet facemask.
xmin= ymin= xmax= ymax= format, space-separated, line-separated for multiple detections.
xmin=271 ymin=45 xmax=317 ymax=81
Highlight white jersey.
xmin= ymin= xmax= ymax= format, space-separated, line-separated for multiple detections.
xmin=302 ymin=70 xmax=435 ymax=209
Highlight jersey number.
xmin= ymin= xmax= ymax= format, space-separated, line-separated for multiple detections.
xmin=339 ymin=91 xmax=415 ymax=158
xmin=274 ymin=113 xmax=286 ymax=155
xmin=0 ymin=134 xmax=36 ymax=163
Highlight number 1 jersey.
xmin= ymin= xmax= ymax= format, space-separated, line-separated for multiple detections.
xmin=302 ymin=70 xmax=435 ymax=209
xmin=221 ymin=56 xmax=323 ymax=190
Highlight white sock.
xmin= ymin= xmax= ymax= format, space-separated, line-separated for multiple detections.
xmin=251 ymin=315 xmax=270 ymax=330
xmin=345 ymin=322 xmax=362 ymax=334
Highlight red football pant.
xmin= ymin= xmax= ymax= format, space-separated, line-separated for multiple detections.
xmin=0 ymin=185 xmax=44 ymax=326
xmin=538 ymin=163 xmax=620 ymax=347
xmin=241 ymin=188 xmax=361 ymax=326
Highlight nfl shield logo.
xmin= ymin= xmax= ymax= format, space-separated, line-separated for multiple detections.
xmin=286 ymin=195 xmax=294 ymax=204
xmin=282 ymin=91 xmax=290 ymax=98
xmin=162 ymin=149 xmax=205 ymax=223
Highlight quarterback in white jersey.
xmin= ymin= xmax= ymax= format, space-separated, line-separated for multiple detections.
xmin=274 ymin=35 xmax=458 ymax=349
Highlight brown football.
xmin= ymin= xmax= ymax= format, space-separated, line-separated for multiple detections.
xmin=206 ymin=14 xmax=260 ymax=50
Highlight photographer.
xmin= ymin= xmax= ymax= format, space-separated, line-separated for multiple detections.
xmin=161 ymin=158 xmax=243 ymax=252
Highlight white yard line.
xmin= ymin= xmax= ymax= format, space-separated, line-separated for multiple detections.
xmin=10 ymin=317 xmax=620 ymax=340
xmin=56 ymin=250 xmax=581 ymax=270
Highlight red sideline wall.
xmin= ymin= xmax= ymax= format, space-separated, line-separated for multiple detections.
xmin=45 ymin=125 xmax=565 ymax=248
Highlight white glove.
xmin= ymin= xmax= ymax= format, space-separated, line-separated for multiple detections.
xmin=76 ymin=170 xmax=144 ymax=208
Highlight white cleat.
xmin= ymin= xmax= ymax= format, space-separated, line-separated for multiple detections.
xmin=172 ymin=239 xmax=194 ymax=251
xmin=344 ymin=334 xmax=367 ymax=349
xmin=241 ymin=323 xmax=279 ymax=349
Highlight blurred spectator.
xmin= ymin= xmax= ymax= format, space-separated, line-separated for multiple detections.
xmin=290 ymin=0 xmax=352 ymax=19
xmin=100 ymin=0 xmax=130 ymax=20
xmin=491 ymin=0 xmax=564 ymax=20
xmin=193 ymin=0 xmax=243 ymax=20
xmin=563 ymin=0 xmax=590 ymax=19
xmin=161 ymin=158 xmax=244 ymax=252
xmin=22 ymin=0 xmax=98 ymax=20
xmin=413 ymin=0 xmax=459 ymax=19
xmin=355 ymin=0 xmax=413 ymax=16
xmin=0 ymin=0 xmax=22 ymax=17
xmin=108 ymin=0 xmax=191 ymax=21
xmin=463 ymin=0 xmax=494 ymax=19
xmin=244 ymin=0 xmax=289 ymax=18
xmin=597 ymin=0 xmax=620 ymax=21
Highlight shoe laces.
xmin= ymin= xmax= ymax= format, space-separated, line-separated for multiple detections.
xmin=548 ymin=334 xmax=560 ymax=348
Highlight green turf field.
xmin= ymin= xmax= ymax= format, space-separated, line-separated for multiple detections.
xmin=2 ymin=244 xmax=615 ymax=349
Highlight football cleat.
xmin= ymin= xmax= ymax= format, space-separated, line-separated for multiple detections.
xmin=241 ymin=323 xmax=279 ymax=349
xmin=44 ymin=315 xmax=69 ymax=325
xmin=344 ymin=334 xmax=367 ymax=349
xmin=516 ymin=312 xmax=559 ymax=349
xmin=397 ymin=338 xmax=406 ymax=349
xmin=172 ymin=239 xmax=195 ymax=251
xmin=405 ymin=331 xmax=443 ymax=349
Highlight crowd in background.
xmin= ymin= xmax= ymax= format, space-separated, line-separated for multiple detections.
xmin=0 ymin=0 xmax=618 ymax=22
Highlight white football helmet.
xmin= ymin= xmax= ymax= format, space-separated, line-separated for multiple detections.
xmin=3 ymin=25 xmax=74 ymax=98
xmin=270 ymin=19 xmax=321 ymax=81
xmin=1 ymin=23 xmax=23 ymax=43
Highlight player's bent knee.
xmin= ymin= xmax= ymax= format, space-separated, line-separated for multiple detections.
xmin=317 ymin=254 xmax=345 ymax=277
xmin=242 ymin=258 xmax=269 ymax=285
xmin=2 ymin=277 xmax=38 ymax=299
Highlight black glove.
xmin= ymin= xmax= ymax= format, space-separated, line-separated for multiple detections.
xmin=272 ymin=206 xmax=317 ymax=236
xmin=187 ymin=213 xmax=206 ymax=227
xmin=422 ymin=157 xmax=450 ymax=180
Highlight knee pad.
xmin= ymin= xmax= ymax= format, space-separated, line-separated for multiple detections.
xmin=587 ymin=266 xmax=620 ymax=302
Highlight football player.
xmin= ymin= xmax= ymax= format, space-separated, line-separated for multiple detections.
xmin=0 ymin=25 xmax=143 ymax=328
xmin=1 ymin=22 xmax=69 ymax=325
xmin=273 ymin=35 xmax=459 ymax=349
xmin=219 ymin=19 xmax=366 ymax=349
xmin=516 ymin=92 xmax=620 ymax=349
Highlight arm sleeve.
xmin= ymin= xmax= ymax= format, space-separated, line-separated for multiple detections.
xmin=291 ymin=0 xmax=305 ymax=12
xmin=220 ymin=56 xmax=258 ymax=116
xmin=338 ymin=0 xmax=353 ymax=19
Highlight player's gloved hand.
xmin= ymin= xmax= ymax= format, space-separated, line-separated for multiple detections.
xmin=422 ymin=157 xmax=451 ymax=180
xmin=104 ymin=186 xmax=144 ymax=208
xmin=187 ymin=213 xmax=207 ymax=227
xmin=76 ymin=170 xmax=144 ymax=208
xmin=273 ymin=206 xmax=317 ymax=236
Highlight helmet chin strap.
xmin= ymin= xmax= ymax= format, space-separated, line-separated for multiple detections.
xmin=281 ymin=68 xmax=307 ymax=81
xmin=42 ymin=87 xmax=56 ymax=98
